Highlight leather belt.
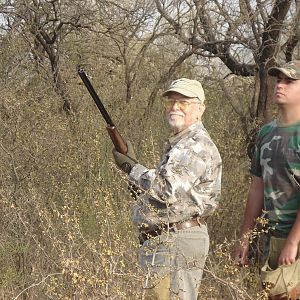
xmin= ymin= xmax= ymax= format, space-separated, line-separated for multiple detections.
xmin=139 ymin=217 xmax=204 ymax=244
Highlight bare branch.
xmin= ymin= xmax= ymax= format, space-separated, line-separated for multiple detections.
xmin=145 ymin=46 xmax=200 ymax=112
xmin=13 ymin=273 xmax=62 ymax=300
xmin=284 ymin=0 xmax=300 ymax=61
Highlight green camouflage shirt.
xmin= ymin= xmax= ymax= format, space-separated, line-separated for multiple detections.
xmin=251 ymin=120 xmax=300 ymax=236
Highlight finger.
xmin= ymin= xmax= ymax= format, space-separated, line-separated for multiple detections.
xmin=233 ymin=248 xmax=241 ymax=258
xmin=125 ymin=140 xmax=133 ymax=153
xmin=234 ymin=257 xmax=243 ymax=266
xmin=286 ymin=258 xmax=295 ymax=265
xmin=125 ymin=140 xmax=137 ymax=160
xmin=233 ymin=251 xmax=247 ymax=266
xmin=112 ymin=149 xmax=121 ymax=158
xmin=233 ymin=255 xmax=241 ymax=264
xmin=278 ymin=258 xmax=294 ymax=266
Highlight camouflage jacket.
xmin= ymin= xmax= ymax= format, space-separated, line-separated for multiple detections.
xmin=129 ymin=122 xmax=222 ymax=230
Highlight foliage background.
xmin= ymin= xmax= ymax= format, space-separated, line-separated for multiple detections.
xmin=0 ymin=0 xmax=299 ymax=299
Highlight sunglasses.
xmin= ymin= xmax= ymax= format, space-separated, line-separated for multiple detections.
xmin=163 ymin=99 xmax=201 ymax=110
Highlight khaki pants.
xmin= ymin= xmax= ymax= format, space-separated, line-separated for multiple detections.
xmin=140 ymin=225 xmax=209 ymax=300
xmin=261 ymin=236 xmax=300 ymax=299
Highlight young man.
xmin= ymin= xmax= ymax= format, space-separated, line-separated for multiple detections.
xmin=113 ymin=78 xmax=222 ymax=299
xmin=235 ymin=61 xmax=300 ymax=299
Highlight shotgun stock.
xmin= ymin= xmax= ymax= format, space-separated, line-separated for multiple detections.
xmin=77 ymin=67 xmax=128 ymax=154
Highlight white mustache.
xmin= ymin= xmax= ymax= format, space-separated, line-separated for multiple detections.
xmin=168 ymin=113 xmax=184 ymax=117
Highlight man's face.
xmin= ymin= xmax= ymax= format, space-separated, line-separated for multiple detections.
xmin=274 ymin=74 xmax=300 ymax=106
xmin=164 ymin=92 xmax=204 ymax=133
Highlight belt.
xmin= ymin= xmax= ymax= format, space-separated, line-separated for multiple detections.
xmin=139 ymin=217 xmax=204 ymax=244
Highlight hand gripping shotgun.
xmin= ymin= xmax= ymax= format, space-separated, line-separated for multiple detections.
xmin=77 ymin=66 xmax=128 ymax=154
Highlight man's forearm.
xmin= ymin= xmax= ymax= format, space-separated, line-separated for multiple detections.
xmin=234 ymin=176 xmax=264 ymax=265
xmin=240 ymin=176 xmax=264 ymax=238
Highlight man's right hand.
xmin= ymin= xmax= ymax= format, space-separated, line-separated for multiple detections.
xmin=233 ymin=238 xmax=250 ymax=266
xmin=112 ymin=140 xmax=138 ymax=174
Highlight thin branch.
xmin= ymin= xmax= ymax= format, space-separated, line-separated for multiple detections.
xmin=13 ymin=273 xmax=62 ymax=300
xmin=203 ymin=267 xmax=254 ymax=300
xmin=284 ymin=0 xmax=300 ymax=61
xmin=0 ymin=142 xmax=20 ymax=183
xmin=145 ymin=46 xmax=199 ymax=114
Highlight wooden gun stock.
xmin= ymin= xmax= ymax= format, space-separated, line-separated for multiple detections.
xmin=106 ymin=126 xmax=128 ymax=154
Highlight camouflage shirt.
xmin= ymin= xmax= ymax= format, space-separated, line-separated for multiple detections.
xmin=129 ymin=122 xmax=222 ymax=230
xmin=251 ymin=120 xmax=300 ymax=236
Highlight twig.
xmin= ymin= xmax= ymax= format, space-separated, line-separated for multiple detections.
xmin=203 ymin=267 xmax=253 ymax=300
xmin=13 ymin=273 xmax=62 ymax=300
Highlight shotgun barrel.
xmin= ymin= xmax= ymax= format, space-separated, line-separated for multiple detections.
xmin=77 ymin=66 xmax=128 ymax=154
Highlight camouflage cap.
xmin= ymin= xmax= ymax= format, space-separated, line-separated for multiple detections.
xmin=268 ymin=60 xmax=300 ymax=80
xmin=162 ymin=78 xmax=205 ymax=103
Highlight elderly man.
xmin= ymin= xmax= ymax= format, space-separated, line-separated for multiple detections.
xmin=234 ymin=61 xmax=300 ymax=299
xmin=113 ymin=78 xmax=222 ymax=299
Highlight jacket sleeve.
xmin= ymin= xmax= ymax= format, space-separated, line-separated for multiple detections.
xmin=129 ymin=135 xmax=222 ymax=216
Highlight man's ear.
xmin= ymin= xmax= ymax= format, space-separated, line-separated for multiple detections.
xmin=196 ymin=103 xmax=205 ymax=121
xmin=200 ymin=103 xmax=206 ymax=114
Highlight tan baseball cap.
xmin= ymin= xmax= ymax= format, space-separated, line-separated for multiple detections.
xmin=268 ymin=60 xmax=300 ymax=80
xmin=163 ymin=78 xmax=205 ymax=103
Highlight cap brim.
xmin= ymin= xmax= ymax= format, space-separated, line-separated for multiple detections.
xmin=268 ymin=67 xmax=298 ymax=79
xmin=162 ymin=87 xmax=197 ymax=98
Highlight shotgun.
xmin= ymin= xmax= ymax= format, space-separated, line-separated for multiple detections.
xmin=77 ymin=67 xmax=128 ymax=154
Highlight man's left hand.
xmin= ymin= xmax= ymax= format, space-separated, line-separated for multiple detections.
xmin=278 ymin=240 xmax=298 ymax=266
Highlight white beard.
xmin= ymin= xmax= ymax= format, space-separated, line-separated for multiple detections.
xmin=167 ymin=113 xmax=185 ymax=131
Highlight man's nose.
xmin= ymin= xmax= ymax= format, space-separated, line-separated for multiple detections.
xmin=276 ymin=80 xmax=286 ymax=88
xmin=170 ymin=101 xmax=180 ymax=110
